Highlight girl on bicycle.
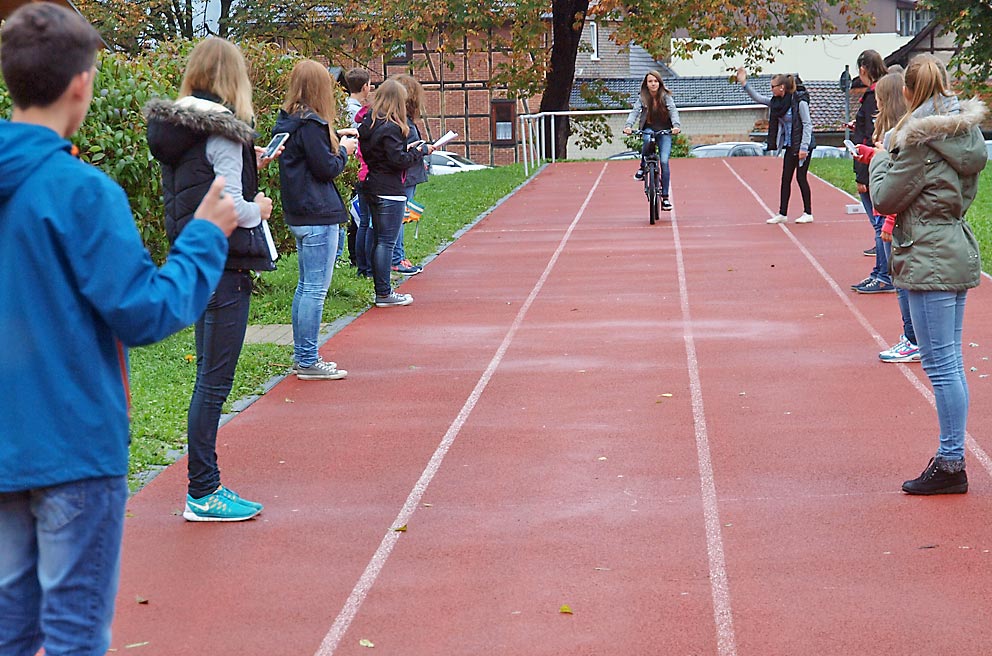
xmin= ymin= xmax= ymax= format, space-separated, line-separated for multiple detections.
xmin=736 ymin=68 xmax=815 ymax=224
xmin=623 ymin=70 xmax=681 ymax=211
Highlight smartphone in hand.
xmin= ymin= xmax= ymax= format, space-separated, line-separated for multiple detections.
xmin=262 ymin=132 xmax=290 ymax=159
xmin=843 ymin=139 xmax=859 ymax=157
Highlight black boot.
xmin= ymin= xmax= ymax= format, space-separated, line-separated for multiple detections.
xmin=902 ymin=457 xmax=968 ymax=495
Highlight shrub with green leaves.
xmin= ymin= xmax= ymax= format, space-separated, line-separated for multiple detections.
xmin=0 ymin=39 xmax=359 ymax=263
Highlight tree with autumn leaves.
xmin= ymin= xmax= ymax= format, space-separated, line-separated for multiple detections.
xmin=73 ymin=0 xmax=989 ymax=157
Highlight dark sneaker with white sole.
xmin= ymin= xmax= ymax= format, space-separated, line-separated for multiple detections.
xmin=375 ymin=292 xmax=413 ymax=307
xmin=296 ymin=360 xmax=348 ymax=380
xmin=855 ymin=278 xmax=896 ymax=294
xmin=661 ymin=198 xmax=673 ymax=211
xmin=850 ymin=276 xmax=874 ymax=291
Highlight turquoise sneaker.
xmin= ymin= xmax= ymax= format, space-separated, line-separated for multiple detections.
xmin=183 ymin=489 xmax=260 ymax=522
xmin=217 ymin=485 xmax=264 ymax=512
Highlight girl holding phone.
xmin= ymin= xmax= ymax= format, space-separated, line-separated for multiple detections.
xmin=273 ymin=60 xmax=357 ymax=380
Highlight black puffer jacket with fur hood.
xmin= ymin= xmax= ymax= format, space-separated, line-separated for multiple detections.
xmin=144 ymin=92 xmax=273 ymax=271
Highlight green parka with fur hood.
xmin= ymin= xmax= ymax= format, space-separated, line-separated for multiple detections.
xmin=869 ymin=96 xmax=988 ymax=291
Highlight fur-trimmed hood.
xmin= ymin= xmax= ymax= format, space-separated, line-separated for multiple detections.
xmin=891 ymin=97 xmax=988 ymax=176
xmin=143 ymin=96 xmax=255 ymax=143
xmin=144 ymin=96 xmax=255 ymax=167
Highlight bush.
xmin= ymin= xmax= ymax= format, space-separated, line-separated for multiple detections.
xmin=0 ymin=40 xmax=357 ymax=264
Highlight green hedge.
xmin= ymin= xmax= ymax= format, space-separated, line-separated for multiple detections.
xmin=0 ymin=40 xmax=356 ymax=264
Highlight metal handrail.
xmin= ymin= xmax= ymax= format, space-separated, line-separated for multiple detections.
xmin=518 ymin=109 xmax=631 ymax=175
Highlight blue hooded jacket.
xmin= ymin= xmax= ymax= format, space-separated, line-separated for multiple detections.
xmin=0 ymin=121 xmax=228 ymax=492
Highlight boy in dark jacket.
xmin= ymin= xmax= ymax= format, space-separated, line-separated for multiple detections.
xmin=0 ymin=5 xmax=235 ymax=654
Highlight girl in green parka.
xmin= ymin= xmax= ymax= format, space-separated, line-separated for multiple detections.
xmin=864 ymin=54 xmax=988 ymax=495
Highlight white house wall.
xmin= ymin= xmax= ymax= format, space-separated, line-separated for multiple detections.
xmin=670 ymin=34 xmax=914 ymax=80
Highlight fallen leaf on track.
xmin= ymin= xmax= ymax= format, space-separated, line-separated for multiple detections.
xmin=393 ymin=525 xmax=407 ymax=532
xmin=559 ymin=604 xmax=573 ymax=614
xmin=359 ymin=638 xmax=375 ymax=648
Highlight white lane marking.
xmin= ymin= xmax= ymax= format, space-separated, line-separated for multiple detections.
xmin=313 ymin=163 xmax=610 ymax=656
xmin=669 ymin=191 xmax=738 ymax=656
xmin=723 ymin=160 xmax=992 ymax=479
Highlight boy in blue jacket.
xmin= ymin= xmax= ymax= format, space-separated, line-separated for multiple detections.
xmin=0 ymin=4 xmax=236 ymax=655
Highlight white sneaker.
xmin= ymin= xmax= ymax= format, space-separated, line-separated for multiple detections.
xmin=766 ymin=214 xmax=787 ymax=224
xmin=795 ymin=213 xmax=814 ymax=224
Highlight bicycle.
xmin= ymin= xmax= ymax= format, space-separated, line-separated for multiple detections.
xmin=632 ymin=129 xmax=672 ymax=225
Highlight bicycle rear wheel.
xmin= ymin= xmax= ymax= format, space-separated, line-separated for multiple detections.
xmin=647 ymin=163 xmax=659 ymax=225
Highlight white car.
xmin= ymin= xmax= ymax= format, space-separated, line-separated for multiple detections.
xmin=690 ymin=142 xmax=767 ymax=158
xmin=428 ymin=151 xmax=491 ymax=175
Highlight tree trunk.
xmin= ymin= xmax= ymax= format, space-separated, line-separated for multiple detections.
xmin=217 ymin=0 xmax=235 ymax=38
xmin=538 ymin=0 xmax=589 ymax=159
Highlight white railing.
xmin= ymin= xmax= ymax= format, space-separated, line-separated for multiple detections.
xmin=517 ymin=109 xmax=631 ymax=175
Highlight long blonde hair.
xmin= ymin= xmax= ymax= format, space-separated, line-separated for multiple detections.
xmin=872 ymin=71 xmax=906 ymax=144
xmin=369 ymin=78 xmax=409 ymax=136
xmin=893 ymin=54 xmax=954 ymax=134
xmin=179 ymin=37 xmax=254 ymax=124
xmin=392 ymin=73 xmax=424 ymax=121
xmin=283 ymin=59 xmax=340 ymax=150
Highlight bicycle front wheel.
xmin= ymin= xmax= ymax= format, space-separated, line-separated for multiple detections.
xmin=647 ymin=164 xmax=659 ymax=225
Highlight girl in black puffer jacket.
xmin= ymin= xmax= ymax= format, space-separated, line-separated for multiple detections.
xmin=273 ymin=59 xmax=357 ymax=380
xmin=358 ymin=78 xmax=434 ymax=307
xmin=145 ymin=37 xmax=276 ymax=522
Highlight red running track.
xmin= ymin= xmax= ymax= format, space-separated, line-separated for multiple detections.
xmin=110 ymin=158 xmax=992 ymax=655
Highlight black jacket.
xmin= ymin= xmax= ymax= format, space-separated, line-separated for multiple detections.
xmin=852 ymin=85 xmax=877 ymax=185
xmin=404 ymin=119 xmax=429 ymax=188
xmin=273 ymin=109 xmax=349 ymax=226
xmin=144 ymin=93 xmax=273 ymax=271
xmin=358 ymin=114 xmax=426 ymax=196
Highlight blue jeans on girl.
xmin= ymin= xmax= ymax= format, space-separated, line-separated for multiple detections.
xmin=289 ymin=224 xmax=339 ymax=367
xmin=908 ymin=290 xmax=969 ymax=461
xmin=641 ymin=128 xmax=673 ymax=196
xmin=187 ymin=269 xmax=252 ymax=499
xmin=0 ymin=475 xmax=128 ymax=656
xmin=881 ymin=239 xmax=916 ymax=343
xmin=354 ymin=192 xmax=374 ymax=278
xmin=370 ymin=196 xmax=406 ymax=297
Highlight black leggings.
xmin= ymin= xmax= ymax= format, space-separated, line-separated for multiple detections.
xmin=780 ymin=150 xmax=812 ymax=216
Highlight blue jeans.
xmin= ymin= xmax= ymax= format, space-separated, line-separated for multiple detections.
xmin=0 ymin=476 xmax=128 ymax=656
xmin=881 ymin=239 xmax=916 ymax=343
xmin=187 ymin=270 xmax=252 ymax=499
xmin=335 ymin=224 xmax=346 ymax=263
xmin=869 ymin=213 xmax=892 ymax=285
xmin=354 ymin=193 xmax=374 ymax=277
xmin=907 ymin=290 xmax=969 ymax=461
xmin=290 ymin=224 xmax=338 ymax=367
xmin=641 ymin=129 xmax=672 ymax=196
xmin=370 ymin=196 xmax=405 ymax=297
xmin=392 ymin=186 xmax=417 ymax=266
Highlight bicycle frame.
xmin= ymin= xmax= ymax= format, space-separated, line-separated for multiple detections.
xmin=634 ymin=129 xmax=671 ymax=225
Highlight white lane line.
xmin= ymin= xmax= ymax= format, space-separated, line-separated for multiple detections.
xmin=723 ymin=160 xmax=992 ymax=479
xmin=312 ymin=163 xmax=610 ymax=656
xmin=669 ymin=192 xmax=738 ymax=656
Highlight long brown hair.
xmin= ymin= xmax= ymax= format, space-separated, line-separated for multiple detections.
xmin=392 ymin=73 xmax=424 ymax=121
xmin=872 ymin=71 xmax=906 ymax=144
xmin=369 ymin=78 xmax=409 ymax=136
xmin=857 ymin=49 xmax=887 ymax=85
xmin=639 ymin=70 xmax=671 ymax=125
xmin=894 ymin=54 xmax=954 ymax=134
xmin=179 ymin=37 xmax=254 ymax=124
xmin=283 ymin=59 xmax=340 ymax=150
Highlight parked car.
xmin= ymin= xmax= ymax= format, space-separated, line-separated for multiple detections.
xmin=690 ymin=142 xmax=767 ymax=158
xmin=428 ymin=151 xmax=491 ymax=175
xmin=810 ymin=145 xmax=852 ymax=159
xmin=986 ymin=140 xmax=992 ymax=159
xmin=607 ymin=150 xmax=640 ymax=160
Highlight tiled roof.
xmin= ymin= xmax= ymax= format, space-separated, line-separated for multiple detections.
xmin=571 ymin=76 xmax=850 ymax=131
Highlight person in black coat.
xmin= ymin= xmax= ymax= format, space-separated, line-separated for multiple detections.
xmin=274 ymin=60 xmax=357 ymax=380
xmin=358 ymin=78 xmax=433 ymax=307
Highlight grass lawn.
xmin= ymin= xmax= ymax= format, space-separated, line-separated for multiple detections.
xmin=127 ymin=163 xmax=530 ymax=489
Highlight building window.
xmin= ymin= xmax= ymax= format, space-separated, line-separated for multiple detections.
xmin=589 ymin=21 xmax=600 ymax=61
xmin=897 ymin=8 xmax=933 ymax=36
xmin=491 ymin=100 xmax=515 ymax=145
xmin=387 ymin=41 xmax=412 ymax=64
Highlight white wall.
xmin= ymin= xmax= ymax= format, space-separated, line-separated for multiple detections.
xmin=670 ymin=34 xmax=913 ymax=81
